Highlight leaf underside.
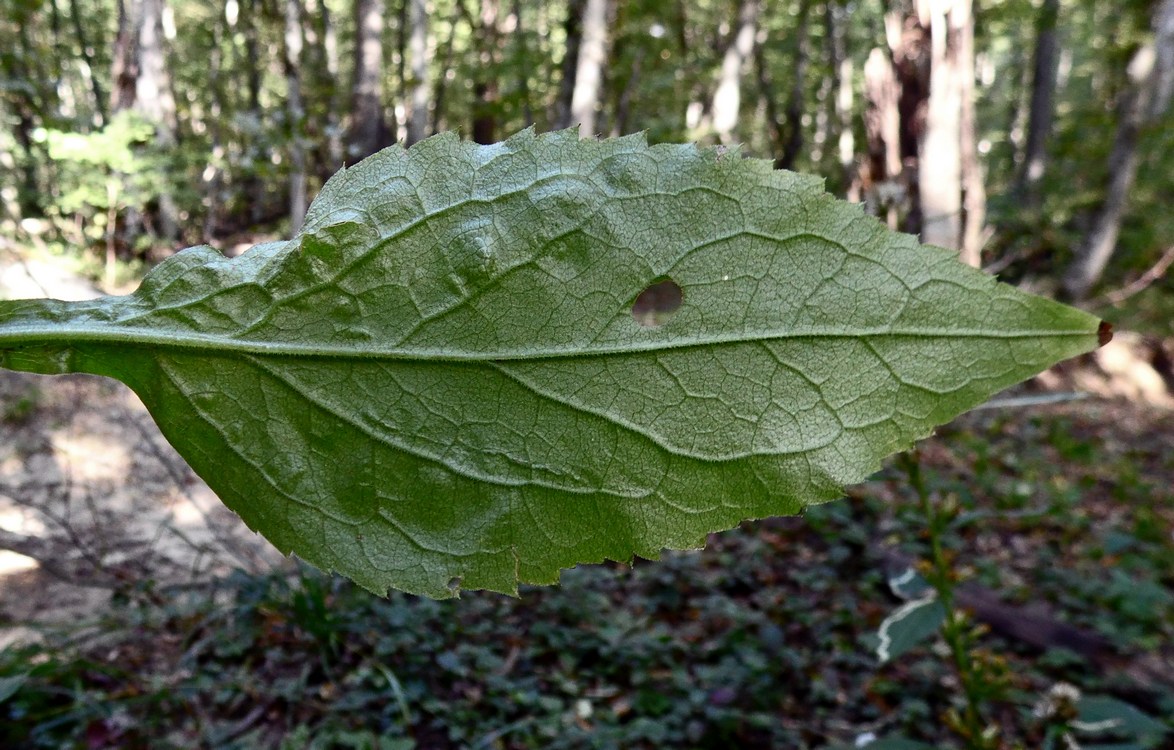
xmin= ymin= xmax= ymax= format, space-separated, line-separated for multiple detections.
xmin=0 ymin=129 xmax=1102 ymax=597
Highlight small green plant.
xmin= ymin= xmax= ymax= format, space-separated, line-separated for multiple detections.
xmin=33 ymin=111 xmax=189 ymax=287
xmin=900 ymin=452 xmax=1010 ymax=750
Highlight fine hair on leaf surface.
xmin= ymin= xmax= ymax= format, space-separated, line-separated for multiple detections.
xmin=0 ymin=128 xmax=1105 ymax=598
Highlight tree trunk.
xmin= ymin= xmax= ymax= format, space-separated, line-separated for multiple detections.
xmin=2 ymin=16 xmax=44 ymax=219
xmin=284 ymin=0 xmax=307 ymax=232
xmin=710 ymin=0 xmax=759 ymax=144
xmin=239 ymin=0 xmax=265 ymax=225
xmin=430 ymin=1 xmax=462 ymax=134
xmin=919 ymin=0 xmax=965 ymax=254
xmin=305 ymin=0 xmax=344 ymax=172
xmin=110 ymin=0 xmax=180 ymax=241
xmin=242 ymin=0 xmax=262 ymax=115
xmin=957 ymin=0 xmax=985 ymax=267
xmin=569 ymin=0 xmax=608 ymax=137
xmin=1063 ymin=0 xmax=1174 ymax=299
xmin=349 ymin=0 xmax=391 ymax=160
xmin=134 ymin=0 xmax=178 ymax=140
xmin=862 ymin=46 xmax=902 ymax=227
xmin=201 ymin=4 xmax=226 ymax=241
xmin=883 ymin=5 xmax=931 ymax=234
xmin=780 ymin=0 xmax=811 ymax=169
xmin=472 ymin=0 xmax=501 ymax=144
xmin=511 ymin=0 xmax=535 ymax=128
xmin=110 ymin=0 xmax=138 ymax=113
xmin=1014 ymin=0 xmax=1060 ymax=205
xmin=554 ymin=0 xmax=585 ymax=129
xmin=406 ymin=0 xmax=429 ymax=145
xmin=830 ymin=1 xmax=855 ymax=196
xmin=68 ymin=0 xmax=108 ymax=126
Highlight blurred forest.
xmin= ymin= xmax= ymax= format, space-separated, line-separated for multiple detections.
xmin=1 ymin=0 xmax=1172 ymax=304
xmin=2 ymin=2 xmax=1174 ymax=748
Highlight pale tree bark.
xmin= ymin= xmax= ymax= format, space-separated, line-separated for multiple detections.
xmin=406 ymin=0 xmax=429 ymax=145
xmin=919 ymin=0 xmax=965 ymax=255
xmin=1014 ymin=0 xmax=1060 ymax=205
xmin=284 ymin=0 xmax=306 ymax=232
xmin=349 ymin=0 xmax=391 ymax=160
xmin=132 ymin=0 xmax=178 ymax=141
xmin=111 ymin=0 xmax=137 ymax=113
xmin=883 ymin=5 xmax=931 ymax=234
xmin=957 ymin=0 xmax=984 ymax=267
xmin=110 ymin=0 xmax=180 ymax=241
xmin=201 ymin=3 xmax=226 ymax=241
xmin=710 ymin=0 xmax=759 ymax=144
xmin=569 ymin=0 xmax=609 ymax=137
xmin=1063 ymin=0 xmax=1174 ymax=299
xmin=863 ymin=46 xmax=902 ymax=227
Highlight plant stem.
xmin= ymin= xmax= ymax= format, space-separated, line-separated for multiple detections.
xmin=899 ymin=450 xmax=996 ymax=750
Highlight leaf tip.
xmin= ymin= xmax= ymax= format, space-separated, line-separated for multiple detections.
xmin=1097 ymin=320 xmax=1114 ymax=348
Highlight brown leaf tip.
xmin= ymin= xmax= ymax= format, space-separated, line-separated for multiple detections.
xmin=1097 ymin=320 xmax=1114 ymax=348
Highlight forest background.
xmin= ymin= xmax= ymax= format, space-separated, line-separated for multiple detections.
xmin=0 ymin=0 xmax=1172 ymax=748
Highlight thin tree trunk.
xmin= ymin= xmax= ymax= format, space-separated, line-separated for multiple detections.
xmin=110 ymin=0 xmax=180 ymax=241
xmin=201 ymin=4 xmax=227 ymax=241
xmin=780 ymin=0 xmax=811 ymax=169
xmin=284 ymin=0 xmax=306 ymax=232
xmin=110 ymin=0 xmax=138 ymax=114
xmin=957 ymin=0 xmax=984 ymax=267
xmin=240 ymin=0 xmax=264 ymax=225
xmin=1014 ymin=0 xmax=1060 ymax=205
xmin=610 ymin=49 xmax=642 ymax=136
xmin=472 ymin=0 xmax=501 ymax=144
xmin=395 ymin=0 xmax=409 ymax=141
xmin=316 ymin=0 xmax=344 ymax=168
xmin=242 ymin=0 xmax=262 ymax=114
xmin=3 ymin=18 xmax=44 ymax=218
xmin=1063 ymin=0 xmax=1174 ymax=299
xmin=349 ymin=0 xmax=391 ymax=160
xmin=68 ymin=0 xmax=108 ymax=125
xmin=710 ymin=0 xmax=759 ymax=144
xmin=511 ymin=0 xmax=534 ymax=128
xmin=554 ymin=0 xmax=585 ymax=129
xmin=862 ymin=46 xmax=902 ymax=226
xmin=569 ymin=0 xmax=608 ymax=137
xmin=920 ymin=0 xmax=965 ymax=253
xmin=756 ymin=44 xmax=787 ymax=167
xmin=430 ymin=1 xmax=462 ymax=134
xmin=829 ymin=1 xmax=855 ymax=195
xmin=886 ymin=5 xmax=931 ymax=234
xmin=406 ymin=0 xmax=429 ymax=145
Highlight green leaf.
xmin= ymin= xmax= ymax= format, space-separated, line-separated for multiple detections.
xmin=0 ymin=129 xmax=1104 ymax=597
xmin=875 ymin=596 xmax=947 ymax=663
xmin=0 ymin=672 xmax=29 ymax=704
xmin=1075 ymin=695 xmax=1168 ymax=746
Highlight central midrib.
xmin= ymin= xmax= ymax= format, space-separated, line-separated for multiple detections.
xmin=0 ymin=322 xmax=1096 ymax=362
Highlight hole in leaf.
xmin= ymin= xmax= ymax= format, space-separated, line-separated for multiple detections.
xmin=631 ymin=278 xmax=683 ymax=327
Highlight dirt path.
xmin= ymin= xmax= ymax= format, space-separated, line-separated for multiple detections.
xmin=0 ymin=257 xmax=285 ymax=646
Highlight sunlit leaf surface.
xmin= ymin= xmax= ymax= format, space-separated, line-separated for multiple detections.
xmin=0 ymin=129 xmax=1103 ymax=597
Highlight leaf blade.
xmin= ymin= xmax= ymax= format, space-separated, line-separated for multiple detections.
xmin=0 ymin=129 xmax=1103 ymax=597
